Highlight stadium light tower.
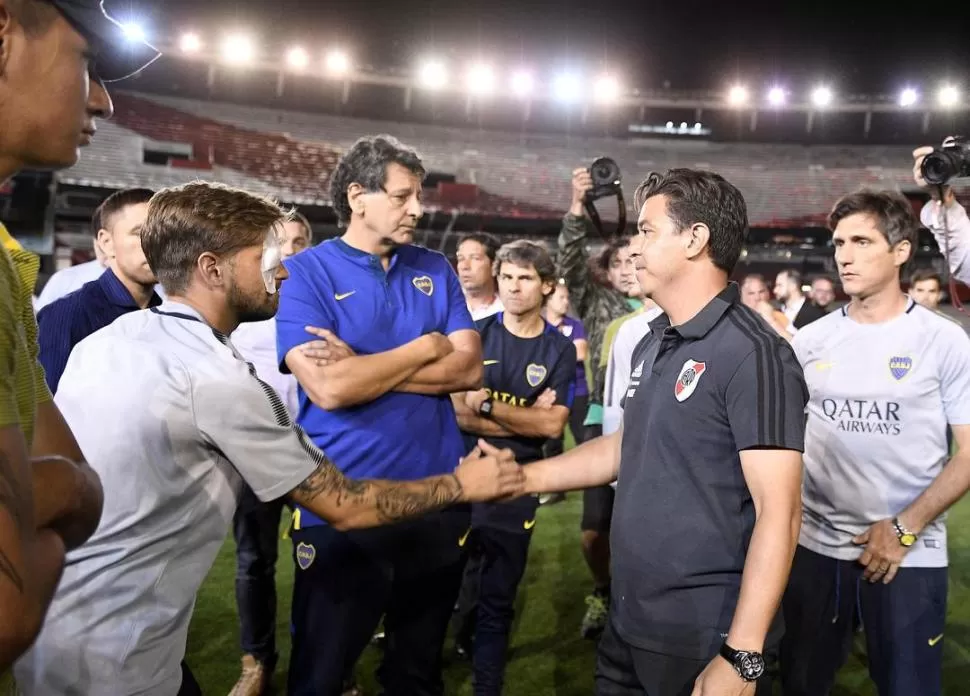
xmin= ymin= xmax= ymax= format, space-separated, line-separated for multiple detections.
xmin=811 ymin=85 xmax=833 ymax=108
xmin=938 ymin=84 xmax=960 ymax=107
xmin=510 ymin=69 xmax=535 ymax=98
xmin=899 ymin=87 xmax=919 ymax=107
xmin=767 ymin=86 xmax=786 ymax=107
xmin=221 ymin=33 xmax=256 ymax=65
xmin=594 ymin=74 xmax=621 ymax=104
xmin=466 ymin=63 xmax=496 ymax=96
xmin=727 ymin=84 xmax=749 ymax=106
xmin=120 ymin=22 xmax=146 ymax=43
xmin=287 ymin=46 xmax=309 ymax=71
xmin=418 ymin=59 xmax=448 ymax=90
xmin=325 ymin=49 xmax=351 ymax=76
xmin=180 ymin=32 xmax=202 ymax=54
xmin=553 ymin=72 xmax=582 ymax=103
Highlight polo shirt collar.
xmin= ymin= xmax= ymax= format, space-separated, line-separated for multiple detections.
xmin=331 ymin=237 xmax=401 ymax=274
xmin=649 ymin=283 xmax=740 ymax=339
xmin=99 ymin=267 xmax=163 ymax=309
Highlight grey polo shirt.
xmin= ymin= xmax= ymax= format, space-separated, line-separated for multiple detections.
xmin=15 ymin=302 xmax=319 ymax=696
xmin=612 ymin=283 xmax=808 ymax=660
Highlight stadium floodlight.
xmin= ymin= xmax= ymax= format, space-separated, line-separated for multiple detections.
xmin=938 ymin=84 xmax=960 ymax=107
xmin=287 ymin=47 xmax=309 ymax=71
xmin=510 ymin=69 xmax=535 ymax=98
xmin=180 ymin=32 xmax=202 ymax=54
xmin=120 ymin=22 xmax=146 ymax=43
xmin=899 ymin=87 xmax=919 ymax=107
xmin=694 ymin=122 xmax=702 ymax=131
xmin=418 ymin=59 xmax=448 ymax=90
xmin=325 ymin=49 xmax=351 ymax=76
xmin=594 ymin=74 xmax=621 ymax=104
xmin=221 ymin=33 xmax=255 ymax=65
xmin=727 ymin=84 xmax=748 ymax=106
xmin=553 ymin=72 xmax=582 ymax=103
xmin=665 ymin=121 xmax=674 ymax=129
xmin=767 ymin=86 xmax=786 ymax=106
xmin=811 ymin=85 xmax=833 ymax=107
xmin=466 ymin=63 xmax=496 ymax=96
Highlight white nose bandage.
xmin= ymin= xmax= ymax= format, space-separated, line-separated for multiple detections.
xmin=261 ymin=228 xmax=283 ymax=294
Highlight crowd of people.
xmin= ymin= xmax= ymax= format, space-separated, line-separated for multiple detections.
xmin=2 ymin=2 xmax=970 ymax=696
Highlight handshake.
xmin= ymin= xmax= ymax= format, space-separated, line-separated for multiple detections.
xmin=453 ymin=439 xmax=527 ymax=502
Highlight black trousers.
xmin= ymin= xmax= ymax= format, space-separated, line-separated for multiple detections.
xmin=780 ymin=544 xmax=947 ymax=696
xmin=596 ymin=619 xmax=774 ymax=696
xmin=178 ymin=662 xmax=202 ymax=696
xmin=453 ymin=526 xmax=534 ymax=696
xmin=287 ymin=507 xmax=469 ymax=696
xmin=232 ymin=483 xmax=286 ymax=667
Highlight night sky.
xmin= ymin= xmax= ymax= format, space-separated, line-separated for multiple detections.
xmin=110 ymin=0 xmax=970 ymax=97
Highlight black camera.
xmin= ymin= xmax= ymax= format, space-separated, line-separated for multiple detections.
xmin=585 ymin=157 xmax=623 ymax=202
xmin=583 ymin=157 xmax=626 ymax=237
xmin=920 ymin=136 xmax=970 ymax=186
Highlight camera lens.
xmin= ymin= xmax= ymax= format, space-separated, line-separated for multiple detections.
xmin=590 ymin=157 xmax=620 ymax=186
xmin=921 ymin=152 xmax=957 ymax=186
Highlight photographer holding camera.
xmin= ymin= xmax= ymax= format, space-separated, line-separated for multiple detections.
xmin=913 ymin=140 xmax=970 ymax=285
xmin=557 ymin=164 xmax=642 ymax=640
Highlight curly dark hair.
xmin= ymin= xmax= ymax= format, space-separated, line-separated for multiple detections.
xmin=329 ymin=135 xmax=426 ymax=226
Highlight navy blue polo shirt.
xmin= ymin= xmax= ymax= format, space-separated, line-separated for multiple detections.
xmin=37 ymin=268 xmax=162 ymax=394
xmin=467 ymin=313 xmax=576 ymax=531
xmin=275 ymin=238 xmax=476 ymax=529
xmin=612 ymin=282 xmax=808 ymax=660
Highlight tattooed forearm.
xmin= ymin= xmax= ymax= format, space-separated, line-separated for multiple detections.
xmin=371 ymin=474 xmax=463 ymax=524
xmin=290 ymin=453 xmax=465 ymax=529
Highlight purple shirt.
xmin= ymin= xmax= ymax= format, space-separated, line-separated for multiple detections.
xmin=553 ymin=315 xmax=588 ymax=397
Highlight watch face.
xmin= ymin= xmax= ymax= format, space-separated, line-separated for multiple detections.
xmin=737 ymin=652 xmax=766 ymax=681
xmin=901 ymin=533 xmax=917 ymax=547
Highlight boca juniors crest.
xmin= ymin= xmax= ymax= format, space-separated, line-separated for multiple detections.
xmin=526 ymin=363 xmax=548 ymax=387
xmin=412 ymin=275 xmax=434 ymax=296
xmin=674 ymin=359 xmax=707 ymax=403
xmin=296 ymin=542 xmax=316 ymax=570
xmin=889 ymin=356 xmax=912 ymax=381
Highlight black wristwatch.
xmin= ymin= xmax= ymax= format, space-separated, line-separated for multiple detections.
xmin=478 ymin=398 xmax=494 ymax=418
xmin=719 ymin=643 xmax=766 ymax=682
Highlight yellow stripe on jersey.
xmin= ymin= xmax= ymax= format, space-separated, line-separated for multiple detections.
xmin=0 ymin=222 xmax=52 ymax=447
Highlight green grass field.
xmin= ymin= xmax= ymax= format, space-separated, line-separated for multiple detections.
xmin=186 ymin=495 xmax=970 ymax=695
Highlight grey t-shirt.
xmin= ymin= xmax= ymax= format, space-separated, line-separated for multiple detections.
xmin=793 ymin=300 xmax=970 ymax=568
xmin=15 ymin=302 xmax=318 ymax=696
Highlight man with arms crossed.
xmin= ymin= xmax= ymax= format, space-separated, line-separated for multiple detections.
xmin=0 ymin=0 xmax=157 ymax=677
xmin=38 ymin=188 xmax=161 ymax=393
xmin=520 ymin=169 xmax=807 ymax=696
xmin=451 ymin=240 xmax=576 ymax=693
xmin=13 ymin=182 xmax=520 ymax=696
xmin=779 ymin=191 xmax=970 ymax=696
xmin=277 ymin=135 xmax=485 ymax=696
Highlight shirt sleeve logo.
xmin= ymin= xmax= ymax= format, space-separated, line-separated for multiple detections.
xmin=412 ymin=275 xmax=434 ymax=296
xmin=526 ymin=363 xmax=548 ymax=387
xmin=674 ymin=359 xmax=707 ymax=402
xmin=296 ymin=542 xmax=316 ymax=570
xmin=889 ymin=355 xmax=912 ymax=381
